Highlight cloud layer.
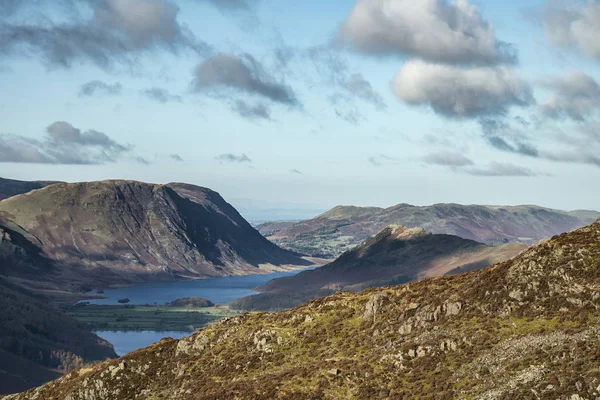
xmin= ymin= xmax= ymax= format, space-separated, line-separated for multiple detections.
xmin=141 ymin=87 xmax=182 ymax=103
xmin=423 ymin=151 xmax=474 ymax=167
xmin=464 ymin=162 xmax=537 ymax=177
xmin=231 ymin=100 xmax=271 ymax=120
xmin=79 ymin=80 xmax=123 ymax=97
xmin=0 ymin=121 xmax=131 ymax=164
xmin=392 ymin=60 xmax=534 ymax=118
xmin=0 ymin=0 xmax=211 ymax=69
xmin=540 ymin=71 xmax=600 ymax=121
xmin=215 ymin=153 xmax=252 ymax=163
xmin=542 ymin=0 xmax=600 ymax=60
xmin=193 ymin=53 xmax=298 ymax=106
xmin=338 ymin=0 xmax=517 ymax=65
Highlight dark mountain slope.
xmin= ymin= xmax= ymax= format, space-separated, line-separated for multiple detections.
xmin=0 ymin=277 xmax=116 ymax=395
xmin=9 ymin=221 xmax=600 ymax=399
xmin=232 ymin=225 xmax=525 ymax=311
xmin=0 ymin=221 xmax=116 ymax=394
xmin=259 ymin=203 xmax=600 ymax=257
xmin=0 ymin=180 xmax=309 ymax=289
xmin=0 ymin=178 xmax=60 ymax=201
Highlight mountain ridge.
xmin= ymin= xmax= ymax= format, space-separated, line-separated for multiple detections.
xmin=0 ymin=179 xmax=310 ymax=292
xmin=232 ymin=224 xmax=526 ymax=311
xmin=259 ymin=202 xmax=600 ymax=258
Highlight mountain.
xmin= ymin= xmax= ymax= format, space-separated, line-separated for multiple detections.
xmin=0 ymin=277 xmax=116 ymax=395
xmin=0 ymin=180 xmax=309 ymax=292
xmin=0 ymin=214 xmax=116 ymax=394
xmin=0 ymin=178 xmax=60 ymax=201
xmin=258 ymin=203 xmax=600 ymax=258
xmin=231 ymin=225 xmax=526 ymax=311
xmin=7 ymin=220 xmax=600 ymax=399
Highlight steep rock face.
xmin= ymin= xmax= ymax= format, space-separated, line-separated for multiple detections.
xmin=232 ymin=225 xmax=525 ymax=311
xmin=259 ymin=203 xmax=600 ymax=258
xmin=0 ymin=180 xmax=308 ymax=288
xmin=9 ymin=221 xmax=600 ymax=400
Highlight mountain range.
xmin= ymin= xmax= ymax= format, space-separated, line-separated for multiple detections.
xmin=0 ymin=180 xmax=310 ymax=294
xmin=7 ymin=219 xmax=600 ymax=399
xmin=231 ymin=225 xmax=526 ymax=311
xmin=258 ymin=203 xmax=600 ymax=258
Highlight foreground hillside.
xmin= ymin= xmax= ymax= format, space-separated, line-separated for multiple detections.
xmin=259 ymin=203 xmax=599 ymax=257
xmin=232 ymin=225 xmax=526 ymax=311
xmin=0 ymin=180 xmax=309 ymax=291
xmin=9 ymin=220 xmax=600 ymax=399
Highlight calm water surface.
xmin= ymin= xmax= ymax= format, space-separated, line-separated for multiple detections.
xmin=95 ymin=331 xmax=189 ymax=356
xmin=86 ymin=268 xmax=313 ymax=305
xmin=90 ymin=268 xmax=314 ymax=355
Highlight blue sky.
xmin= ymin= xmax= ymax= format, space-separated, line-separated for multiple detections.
xmin=1 ymin=0 xmax=599 ymax=220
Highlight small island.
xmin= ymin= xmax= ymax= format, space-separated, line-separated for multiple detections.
xmin=167 ymin=297 xmax=214 ymax=308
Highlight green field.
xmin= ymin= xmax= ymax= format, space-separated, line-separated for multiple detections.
xmin=66 ymin=304 xmax=241 ymax=332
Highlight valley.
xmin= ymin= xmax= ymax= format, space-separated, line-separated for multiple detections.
xmin=6 ymin=219 xmax=600 ymax=399
xmin=65 ymin=304 xmax=236 ymax=332
xmin=3 ymin=0 xmax=600 ymax=396
xmin=1 ymin=177 xmax=598 ymax=398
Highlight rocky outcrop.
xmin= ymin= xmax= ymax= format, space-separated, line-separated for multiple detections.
xmin=7 ymin=220 xmax=600 ymax=399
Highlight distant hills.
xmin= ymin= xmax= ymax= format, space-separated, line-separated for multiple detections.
xmin=258 ymin=203 xmax=600 ymax=258
xmin=0 ymin=179 xmax=309 ymax=293
xmin=0 ymin=177 xmax=60 ymax=201
xmin=231 ymin=225 xmax=526 ymax=311
xmin=10 ymin=220 xmax=600 ymax=399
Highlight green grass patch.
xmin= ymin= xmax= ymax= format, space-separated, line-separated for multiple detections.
xmin=66 ymin=304 xmax=240 ymax=331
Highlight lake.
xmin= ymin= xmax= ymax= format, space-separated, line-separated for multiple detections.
xmin=86 ymin=268 xmax=312 ymax=305
xmin=90 ymin=268 xmax=313 ymax=355
xmin=95 ymin=331 xmax=189 ymax=356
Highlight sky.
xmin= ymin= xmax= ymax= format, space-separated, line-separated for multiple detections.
xmin=1 ymin=0 xmax=600 ymax=221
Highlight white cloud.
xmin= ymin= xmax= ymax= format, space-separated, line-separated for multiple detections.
xmin=338 ymin=0 xmax=516 ymax=65
xmin=542 ymin=0 xmax=600 ymax=60
xmin=540 ymin=71 xmax=600 ymax=121
xmin=392 ymin=60 xmax=533 ymax=118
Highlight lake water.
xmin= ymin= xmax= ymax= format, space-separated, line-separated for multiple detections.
xmin=90 ymin=268 xmax=313 ymax=355
xmin=86 ymin=268 xmax=312 ymax=306
xmin=95 ymin=331 xmax=189 ymax=356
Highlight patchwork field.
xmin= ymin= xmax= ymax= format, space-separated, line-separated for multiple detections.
xmin=65 ymin=304 xmax=240 ymax=332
